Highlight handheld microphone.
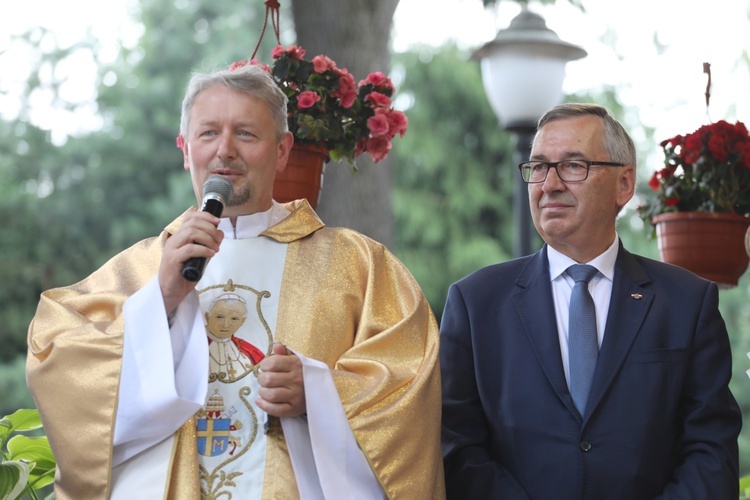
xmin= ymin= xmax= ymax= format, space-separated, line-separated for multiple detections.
xmin=182 ymin=175 xmax=233 ymax=282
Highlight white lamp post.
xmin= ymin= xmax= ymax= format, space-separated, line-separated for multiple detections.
xmin=473 ymin=8 xmax=586 ymax=256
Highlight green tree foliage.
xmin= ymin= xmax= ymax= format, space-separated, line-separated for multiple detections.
xmin=0 ymin=359 xmax=34 ymax=417
xmin=392 ymin=46 xmax=517 ymax=317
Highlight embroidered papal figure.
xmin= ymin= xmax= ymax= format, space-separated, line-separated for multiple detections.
xmin=196 ymin=280 xmax=273 ymax=496
xmin=204 ymin=291 xmax=267 ymax=382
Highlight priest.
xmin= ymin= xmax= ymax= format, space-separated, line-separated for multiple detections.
xmin=27 ymin=63 xmax=444 ymax=499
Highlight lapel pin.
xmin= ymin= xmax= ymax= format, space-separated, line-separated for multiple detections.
xmin=630 ymin=293 xmax=643 ymax=300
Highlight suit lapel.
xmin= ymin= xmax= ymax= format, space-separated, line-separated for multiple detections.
xmin=513 ymin=247 xmax=574 ymax=412
xmin=585 ymin=245 xmax=653 ymax=418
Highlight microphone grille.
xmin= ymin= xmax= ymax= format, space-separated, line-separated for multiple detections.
xmin=203 ymin=175 xmax=233 ymax=204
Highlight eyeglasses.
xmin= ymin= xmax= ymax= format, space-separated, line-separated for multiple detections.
xmin=518 ymin=160 xmax=626 ymax=183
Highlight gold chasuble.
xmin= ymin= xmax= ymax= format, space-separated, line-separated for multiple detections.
xmin=27 ymin=200 xmax=445 ymax=499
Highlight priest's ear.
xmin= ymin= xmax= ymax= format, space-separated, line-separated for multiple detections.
xmin=180 ymin=137 xmax=191 ymax=172
xmin=276 ymin=132 xmax=294 ymax=175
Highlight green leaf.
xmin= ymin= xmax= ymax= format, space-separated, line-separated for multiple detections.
xmin=0 ymin=419 xmax=11 ymax=450
xmin=0 ymin=460 xmax=29 ymax=500
xmin=7 ymin=435 xmax=55 ymax=492
xmin=272 ymin=56 xmax=290 ymax=79
xmin=740 ymin=474 xmax=750 ymax=499
xmin=7 ymin=436 xmax=55 ymax=470
xmin=5 ymin=410 xmax=43 ymax=434
xmin=27 ymin=466 xmax=55 ymax=490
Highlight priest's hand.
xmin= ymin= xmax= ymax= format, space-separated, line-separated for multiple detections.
xmin=256 ymin=342 xmax=307 ymax=418
xmin=158 ymin=210 xmax=223 ymax=317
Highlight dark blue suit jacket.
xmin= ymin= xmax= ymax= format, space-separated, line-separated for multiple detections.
xmin=440 ymin=243 xmax=741 ymax=499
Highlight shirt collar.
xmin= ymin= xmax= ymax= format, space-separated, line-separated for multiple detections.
xmin=217 ymin=201 xmax=291 ymax=239
xmin=547 ymin=237 xmax=619 ymax=282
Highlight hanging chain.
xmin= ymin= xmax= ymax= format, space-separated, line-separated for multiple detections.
xmin=703 ymin=62 xmax=712 ymax=121
xmin=251 ymin=0 xmax=282 ymax=60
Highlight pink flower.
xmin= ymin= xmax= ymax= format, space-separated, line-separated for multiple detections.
xmin=386 ymin=109 xmax=408 ymax=138
xmin=175 ymin=134 xmax=185 ymax=149
xmin=252 ymin=43 xmax=408 ymax=165
xmin=312 ymin=55 xmax=336 ymax=73
xmin=364 ymin=136 xmax=392 ymax=163
xmin=367 ymin=114 xmax=390 ymax=137
xmin=361 ymin=72 xmax=394 ymax=93
xmin=228 ymin=59 xmax=270 ymax=73
xmin=297 ymin=91 xmax=321 ymax=109
xmin=228 ymin=60 xmax=250 ymax=71
xmin=332 ymin=71 xmax=357 ymax=109
xmin=254 ymin=62 xmax=272 ymax=73
xmin=365 ymin=92 xmax=392 ymax=108
xmin=272 ymin=44 xmax=305 ymax=60
xmin=355 ymin=139 xmax=367 ymax=157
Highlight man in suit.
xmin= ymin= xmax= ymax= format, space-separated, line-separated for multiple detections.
xmin=440 ymin=103 xmax=742 ymax=499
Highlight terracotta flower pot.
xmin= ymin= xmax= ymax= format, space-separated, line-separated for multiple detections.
xmin=653 ymin=212 xmax=750 ymax=288
xmin=273 ymin=143 xmax=329 ymax=208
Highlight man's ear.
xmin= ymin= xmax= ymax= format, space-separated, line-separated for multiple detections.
xmin=180 ymin=135 xmax=190 ymax=171
xmin=276 ymin=132 xmax=295 ymax=174
xmin=617 ymin=164 xmax=636 ymax=207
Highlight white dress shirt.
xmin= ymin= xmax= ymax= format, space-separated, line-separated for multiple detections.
xmin=547 ymin=237 xmax=619 ymax=387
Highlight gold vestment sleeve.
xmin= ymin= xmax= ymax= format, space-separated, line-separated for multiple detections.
xmin=26 ymin=211 xmax=190 ymax=498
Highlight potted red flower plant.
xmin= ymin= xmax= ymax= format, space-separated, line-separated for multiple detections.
xmin=638 ymin=119 xmax=750 ymax=287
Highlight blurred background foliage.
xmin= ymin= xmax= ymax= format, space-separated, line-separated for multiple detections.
xmin=0 ymin=0 xmax=748 ymax=477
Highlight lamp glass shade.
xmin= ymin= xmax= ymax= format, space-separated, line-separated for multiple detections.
xmin=480 ymin=50 xmax=567 ymax=127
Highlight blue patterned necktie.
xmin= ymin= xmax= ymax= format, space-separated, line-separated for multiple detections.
xmin=567 ymin=264 xmax=599 ymax=415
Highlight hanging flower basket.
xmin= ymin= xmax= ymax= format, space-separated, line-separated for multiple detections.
xmin=638 ymin=64 xmax=750 ymax=288
xmin=653 ymin=212 xmax=750 ymax=288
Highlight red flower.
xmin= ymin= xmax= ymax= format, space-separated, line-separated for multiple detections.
xmin=639 ymin=119 xmax=750 ymax=224
xmin=741 ymin=143 xmax=750 ymax=168
xmin=648 ymin=172 xmax=660 ymax=191
xmin=661 ymin=134 xmax=684 ymax=148
xmin=681 ymin=134 xmax=703 ymax=164
xmin=708 ymin=133 xmax=728 ymax=162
